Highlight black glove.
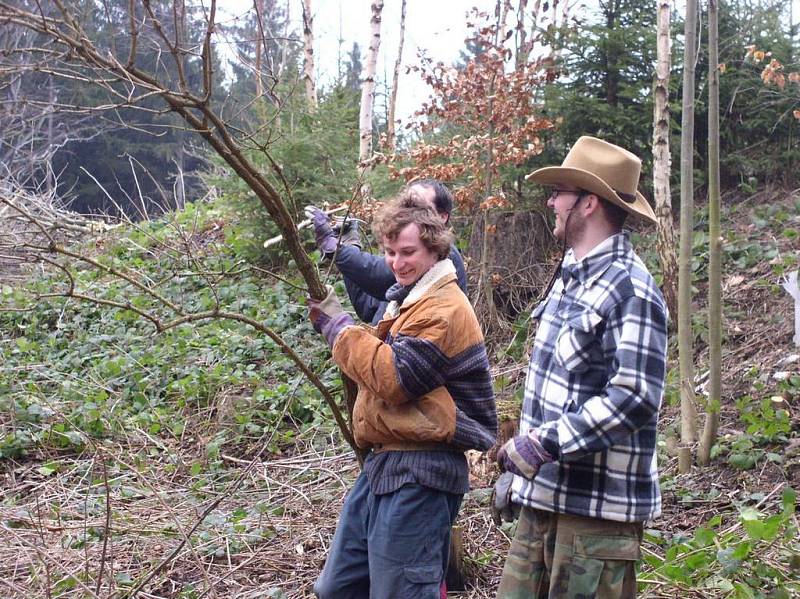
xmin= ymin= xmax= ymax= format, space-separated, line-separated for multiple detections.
xmin=332 ymin=219 xmax=362 ymax=250
xmin=490 ymin=471 xmax=519 ymax=524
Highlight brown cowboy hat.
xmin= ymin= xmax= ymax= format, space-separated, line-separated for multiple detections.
xmin=525 ymin=136 xmax=657 ymax=225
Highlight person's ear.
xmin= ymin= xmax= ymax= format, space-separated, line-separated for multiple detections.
xmin=583 ymin=193 xmax=601 ymax=216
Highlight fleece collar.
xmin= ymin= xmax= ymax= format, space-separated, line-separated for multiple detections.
xmin=384 ymin=259 xmax=456 ymax=319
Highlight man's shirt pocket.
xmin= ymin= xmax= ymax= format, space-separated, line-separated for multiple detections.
xmin=554 ymin=305 xmax=604 ymax=374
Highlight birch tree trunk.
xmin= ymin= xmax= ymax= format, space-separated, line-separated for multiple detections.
xmin=301 ymin=0 xmax=317 ymax=110
xmin=359 ymin=0 xmax=384 ymax=167
xmin=652 ymin=0 xmax=678 ymax=320
xmin=515 ymin=0 xmax=529 ymax=69
xmin=386 ymin=0 xmax=406 ymax=152
xmin=699 ymin=0 xmax=721 ymax=466
xmin=678 ymin=0 xmax=699 ymax=472
xmin=253 ymin=0 xmax=265 ymax=98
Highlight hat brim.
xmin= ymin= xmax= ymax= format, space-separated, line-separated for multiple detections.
xmin=526 ymin=166 xmax=657 ymax=225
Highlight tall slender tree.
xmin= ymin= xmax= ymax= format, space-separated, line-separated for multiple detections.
xmin=514 ymin=0 xmax=530 ymax=68
xmin=359 ymin=0 xmax=384 ymax=167
xmin=301 ymin=0 xmax=317 ymax=110
xmin=385 ymin=0 xmax=406 ymax=152
xmin=478 ymin=0 xmax=506 ymax=328
xmin=652 ymin=0 xmax=678 ymax=321
xmin=699 ymin=0 xmax=722 ymax=466
xmin=254 ymin=0 xmax=265 ymax=98
xmin=678 ymin=0 xmax=700 ymax=472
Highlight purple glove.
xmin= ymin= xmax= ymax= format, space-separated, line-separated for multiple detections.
xmin=304 ymin=206 xmax=337 ymax=255
xmin=497 ymin=429 xmax=553 ymax=479
xmin=308 ymin=285 xmax=355 ymax=347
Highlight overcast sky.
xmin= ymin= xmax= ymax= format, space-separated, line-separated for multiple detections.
xmin=214 ymin=0 xmax=486 ymax=121
xmin=219 ymin=0 xmax=800 ymax=123
xmin=302 ymin=0 xmax=489 ymax=122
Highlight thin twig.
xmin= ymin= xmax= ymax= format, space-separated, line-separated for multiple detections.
xmin=95 ymin=453 xmax=112 ymax=596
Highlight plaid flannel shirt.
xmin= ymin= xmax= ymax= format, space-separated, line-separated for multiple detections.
xmin=511 ymin=233 xmax=668 ymax=522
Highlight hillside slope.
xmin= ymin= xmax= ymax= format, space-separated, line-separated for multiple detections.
xmin=1 ymin=190 xmax=798 ymax=598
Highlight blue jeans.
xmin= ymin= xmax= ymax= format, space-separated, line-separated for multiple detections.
xmin=314 ymin=471 xmax=462 ymax=599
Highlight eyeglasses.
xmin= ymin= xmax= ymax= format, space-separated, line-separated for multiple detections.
xmin=548 ymin=188 xmax=581 ymax=200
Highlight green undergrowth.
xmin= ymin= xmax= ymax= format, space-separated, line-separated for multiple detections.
xmin=634 ymin=198 xmax=800 ymax=295
xmin=0 ymin=198 xmax=343 ymax=460
xmin=2 ymin=192 xmax=799 ymax=597
xmin=630 ymin=196 xmax=800 ymax=596
xmin=641 ymin=487 xmax=799 ymax=598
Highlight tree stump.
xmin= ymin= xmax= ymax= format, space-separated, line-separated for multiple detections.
xmin=466 ymin=209 xmax=555 ymax=320
xmin=445 ymin=525 xmax=466 ymax=591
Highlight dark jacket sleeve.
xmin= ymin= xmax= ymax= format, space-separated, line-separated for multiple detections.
xmin=334 ymin=245 xmax=396 ymax=298
xmin=343 ymin=275 xmax=387 ymax=324
xmin=450 ymin=246 xmax=468 ymax=294
xmin=338 ymin=243 xmax=468 ymax=322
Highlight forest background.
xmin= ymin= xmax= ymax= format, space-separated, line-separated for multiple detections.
xmin=1 ymin=0 xmax=799 ymax=597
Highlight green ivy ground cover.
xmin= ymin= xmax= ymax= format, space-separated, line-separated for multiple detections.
xmin=0 ymin=200 xmax=341 ymax=461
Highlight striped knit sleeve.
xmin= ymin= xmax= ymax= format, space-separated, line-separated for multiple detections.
xmin=331 ymin=315 xmax=451 ymax=405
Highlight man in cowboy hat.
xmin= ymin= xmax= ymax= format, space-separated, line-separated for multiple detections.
xmin=495 ymin=136 xmax=668 ymax=598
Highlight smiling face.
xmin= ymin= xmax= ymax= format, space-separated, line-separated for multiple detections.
xmin=383 ymin=222 xmax=439 ymax=286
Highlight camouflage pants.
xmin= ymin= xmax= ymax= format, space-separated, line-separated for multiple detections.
xmin=497 ymin=506 xmax=643 ymax=599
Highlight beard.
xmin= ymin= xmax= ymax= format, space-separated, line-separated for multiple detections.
xmin=556 ymin=209 xmax=587 ymax=247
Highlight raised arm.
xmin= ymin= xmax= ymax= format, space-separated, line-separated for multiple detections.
xmin=335 ymin=245 xmax=397 ymax=299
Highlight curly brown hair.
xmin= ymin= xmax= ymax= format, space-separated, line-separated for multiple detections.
xmin=372 ymin=189 xmax=454 ymax=259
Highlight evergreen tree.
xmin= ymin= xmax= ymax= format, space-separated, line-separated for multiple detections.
xmin=48 ymin=0 xmax=226 ymax=218
xmin=543 ymin=0 xmax=658 ymax=173
xmin=689 ymin=0 xmax=798 ymax=188
xmin=457 ymin=37 xmax=486 ymax=69
xmin=345 ymin=42 xmax=363 ymax=94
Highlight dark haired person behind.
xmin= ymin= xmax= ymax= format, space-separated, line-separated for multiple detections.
xmin=307 ymin=191 xmax=496 ymax=598
xmin=304 ymin=180 xmax=467 ymax=325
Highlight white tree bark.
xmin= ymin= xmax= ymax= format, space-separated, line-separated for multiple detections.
xmin=301 ymin=0 xmax=317 ymax=110
xmin=514 ymin=0 xmax=529 ymax=70
xmin=359 ymin=0 xmax=383 ymax=166
xmin=253 ymin=0 xmax=265 ymax=98
xmin=386 ymin=0 xmax=406 ymax=152
xmin=652 ymin=0 xmax=678 ymax=319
